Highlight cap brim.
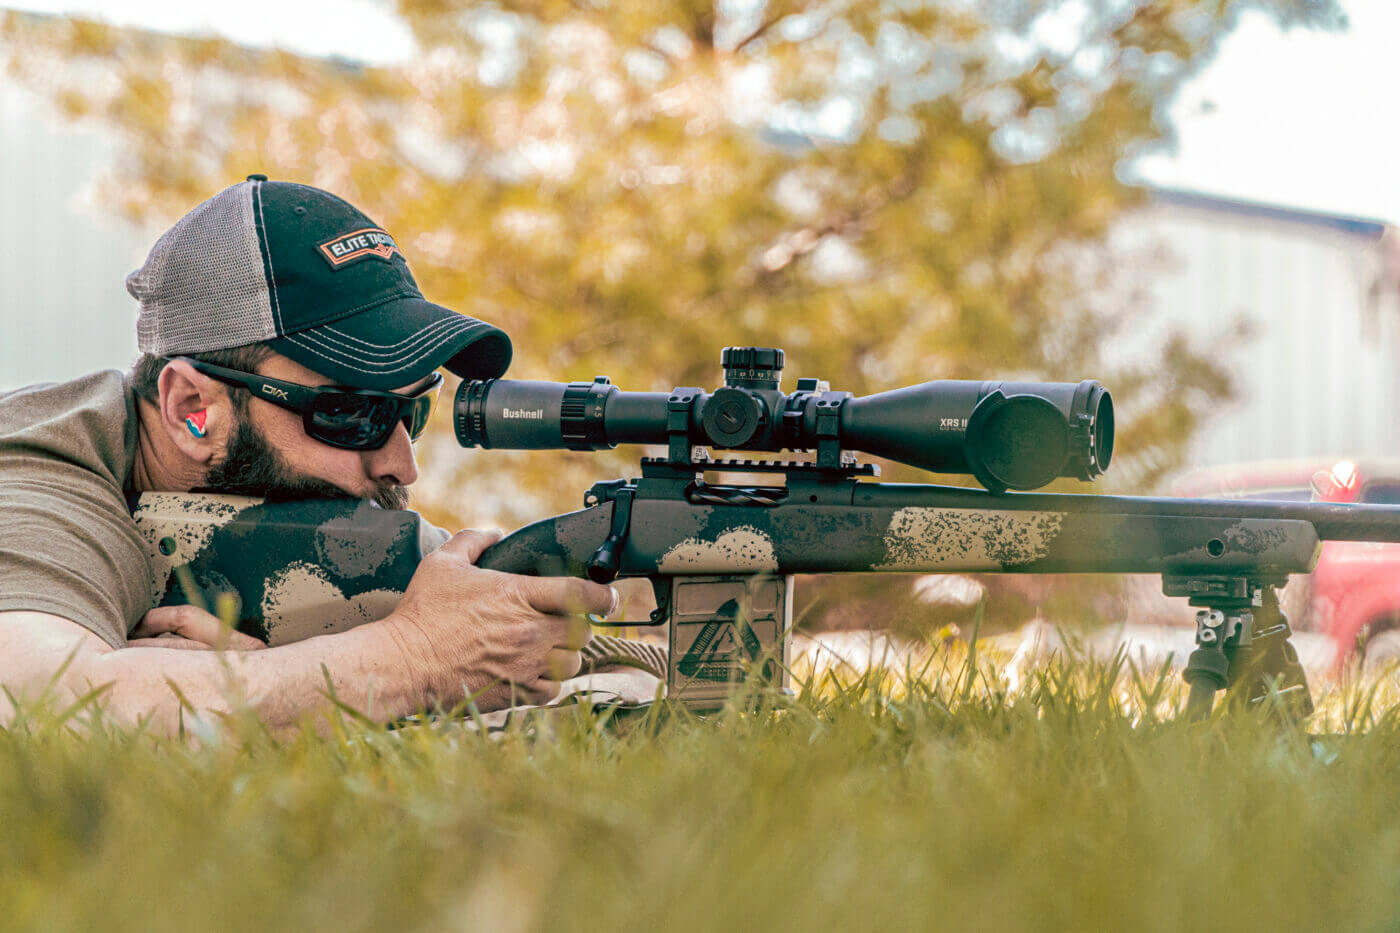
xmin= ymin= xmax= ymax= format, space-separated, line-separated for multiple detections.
xmin=268 ymin=296 xmax=512 ymax=391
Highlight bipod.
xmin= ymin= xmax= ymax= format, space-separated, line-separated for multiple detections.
xmin=1162 ymin=574 xmax=1313 ymax=722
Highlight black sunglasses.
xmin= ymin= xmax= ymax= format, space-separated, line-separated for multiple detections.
xmin=174 ymin=357 xmax=443 ymax=451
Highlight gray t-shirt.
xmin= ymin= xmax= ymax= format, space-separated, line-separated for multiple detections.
xmin=0 ymin=371 xmax=154 ymax=648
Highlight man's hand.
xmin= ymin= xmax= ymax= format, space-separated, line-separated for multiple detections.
xmin=130 ymin=606 xmax=268 ymax=651
xmin=380 ymin=528 xmax=617 ymax=710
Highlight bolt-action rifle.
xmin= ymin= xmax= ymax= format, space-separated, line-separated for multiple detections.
xmin=131 ymin=348 xmax=1400 ymax=718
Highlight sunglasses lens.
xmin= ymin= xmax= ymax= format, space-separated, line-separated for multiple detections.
xmin=406 ymin=387 xmax=439 ymax=440
xmin=310 ymin=393 xmax=399 ymax=449
xmin=306 ymin=378 xmax=440 ymax=450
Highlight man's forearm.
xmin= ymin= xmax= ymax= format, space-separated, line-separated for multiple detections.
xmin=2 ymin=529 xmax=583 ymax=735
xmin=72 ymin=619 xmax=429 ymax=736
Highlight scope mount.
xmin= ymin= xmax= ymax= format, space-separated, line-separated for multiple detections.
xmin=661 ymin=364 xmax=868 ymax=478
xmin=641 ymin=454 xmax=879 ymax=482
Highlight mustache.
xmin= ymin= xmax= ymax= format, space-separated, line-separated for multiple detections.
xmin=373 ymin=484 xmax=411 ymax=510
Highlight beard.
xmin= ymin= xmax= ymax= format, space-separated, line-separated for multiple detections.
xmin=198 ymin=408 xmax=411 ymax=511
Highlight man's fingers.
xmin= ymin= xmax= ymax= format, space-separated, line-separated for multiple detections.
xmin=523 ymin=614 xmax=588 ymax=653
xmin=488 ymin=679 xmax=558 ymax=709
xmin=133 ymin=605 xmax=222 ymax=642
xmin=127 ymin=635 xmax=215 ymax=651
xmin=438 ymin=528 xmax=505 ymax=565
xmin=522 ymin=577 xmax=618 ymax=617
xmin=221 ymin=628 xmax=269 ymax=651
xmin=131 ymin=606 xmax=266 ymax=651
xmin=544 ymin=648 xmax=583 ymax=682
xmin=557 ymin=615 xmax=591 ymax=652
xmin=530 ymin=678 xmax=561 ymax=705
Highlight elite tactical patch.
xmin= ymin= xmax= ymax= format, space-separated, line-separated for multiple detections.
xmin=317 ymin=227 xmax=403 ymax=268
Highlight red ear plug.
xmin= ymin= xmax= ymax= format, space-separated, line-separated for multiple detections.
xmin=185 ymin=410 xmax=208 ymax=438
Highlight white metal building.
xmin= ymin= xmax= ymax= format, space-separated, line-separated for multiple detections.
xmin=0 ymin=83 xmax=145 ymax=392
xmin=1112 ymin=189 xmax=1400 ymax=468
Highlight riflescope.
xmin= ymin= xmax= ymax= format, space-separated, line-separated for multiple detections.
xmin=454 ymin=347 xmax=1113 ymax=493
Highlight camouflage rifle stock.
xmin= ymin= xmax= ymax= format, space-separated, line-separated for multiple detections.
xmin=131 ymin=474 xmax=1400 ymax=716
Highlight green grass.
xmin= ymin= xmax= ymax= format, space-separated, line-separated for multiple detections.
xmin=8 ymin=648 xmax=1400 ymax=933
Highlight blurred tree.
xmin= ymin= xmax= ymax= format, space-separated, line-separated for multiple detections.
xmin=1 ymin=0 xmax=1343 ymax=530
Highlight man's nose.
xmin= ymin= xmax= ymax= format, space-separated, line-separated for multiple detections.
xmin=363 ymin=421 xmax=420 ymax=487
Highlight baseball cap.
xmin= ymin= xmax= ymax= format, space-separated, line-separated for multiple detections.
xmin=127 ymin=174 xmax=512 ymax=391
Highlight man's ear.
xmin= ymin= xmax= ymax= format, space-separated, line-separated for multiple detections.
xmin=156 ymin=359 xmax=232 ymax=464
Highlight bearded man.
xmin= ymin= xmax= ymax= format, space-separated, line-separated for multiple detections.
xmin=0 ymin=175 xmax=619 ymax=735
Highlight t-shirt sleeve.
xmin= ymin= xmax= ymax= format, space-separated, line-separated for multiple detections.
xmin=419 ymin=519 xmax=451 ymax=555
xmin=0 ymin=373 xmax=154 ymax=648
xmin=0 ymin=474 xmax=152 ymax=649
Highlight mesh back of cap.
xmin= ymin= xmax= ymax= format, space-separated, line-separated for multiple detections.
xmin=129 ymin=183 xmax=276 ymax=355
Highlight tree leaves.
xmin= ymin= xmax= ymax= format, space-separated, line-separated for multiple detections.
xmin=0 ymin=0 xmax=1342 ymax=523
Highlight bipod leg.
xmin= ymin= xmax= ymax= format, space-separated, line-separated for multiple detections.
xmin=1182 ymin=613 xmax=1231 ymax=721
xmin=1165 ymin=574 xmax=1309 ymax=722
xmin=1222 ymin=587 xmax=1313 ymax=721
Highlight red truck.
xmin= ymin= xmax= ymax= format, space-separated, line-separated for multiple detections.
xmin=1166 ymin=459 xmax=1400 ymax=674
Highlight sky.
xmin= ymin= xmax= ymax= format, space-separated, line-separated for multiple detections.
xmin=4 ymin=0 xmax=1398 ymax=224
xmin=1128 ymin=0 xmax=1400 ymax=224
